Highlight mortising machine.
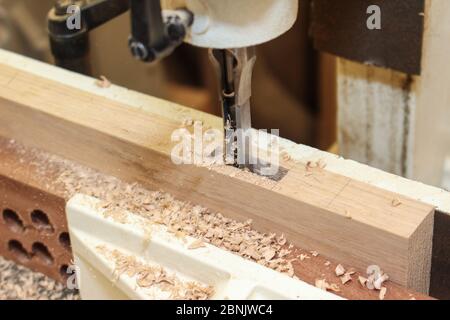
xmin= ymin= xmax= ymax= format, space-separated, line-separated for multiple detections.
xmin=47 ymin=0 xmax=299 ymax=171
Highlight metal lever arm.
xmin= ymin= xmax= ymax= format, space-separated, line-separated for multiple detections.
xmin=48 ymin=0 xmax=130 ymax=74
xmin=128 ymin=0 xmax=193 ymax=62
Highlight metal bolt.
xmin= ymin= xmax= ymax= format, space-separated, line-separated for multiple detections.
xmin=129 ymin=39 xmax=149 ymax=61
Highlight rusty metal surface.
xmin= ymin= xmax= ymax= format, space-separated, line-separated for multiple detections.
xmin=311 ymin=0 xmax=425 ymax=75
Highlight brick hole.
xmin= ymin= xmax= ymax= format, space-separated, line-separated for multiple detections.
xmin=59 ymin=232 xmax=71 ymax=250
xmin=32 ymin=242 xmax=54 ymax=265
xmin=30 ymin=210 xmax=54 ymax=234
xmin=8 ymin=240 xmax=30 ymax=263
xmin=60 ymin=265 xmax=70 ymax=281
xmin=2 ymin=209 xmax=25 ymax=233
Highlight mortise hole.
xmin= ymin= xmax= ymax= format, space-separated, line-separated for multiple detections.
xmin=59 ymin=232 xmax=71 ymax=250
xmin=8 ymin=240 xmax=30 ymax=263
xmin=32 ymin=242 xmax=54 ymax=265
xmin=2 ymin=209 xmax=25 ymax=233
xmin=30 ymin=210 xmax=54 ymax=234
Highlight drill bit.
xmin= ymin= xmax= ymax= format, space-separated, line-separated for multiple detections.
xmin=210 ymin=47 xmax=256 ymax=170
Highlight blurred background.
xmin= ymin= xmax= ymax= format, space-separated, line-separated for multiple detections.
xmin=0 ymin=0 xmax=337 ymax=151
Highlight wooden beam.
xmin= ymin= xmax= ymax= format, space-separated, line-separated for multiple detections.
xmin=0 ymin=49 xmax=435 ymax=293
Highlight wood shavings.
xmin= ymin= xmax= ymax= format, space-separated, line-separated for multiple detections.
xmin=262 ymin=248 xmax=276 ymax=262
xmin=188 ymin=240 xmax=206 ymax=250
xmin=358 ymin=276 xmax=367 ymax=287
xmin=315 ymin=279 xmax=340 ymax=293
xmin=281 ymin=151 xmax=291 ymax=162
xmin=379 ymin=287 xmax=387 ymax=300
xmin=328 ymin=283 xmax=340 ymax=293
xmin=98 ymin=246 xmax=213 ymax=300
xmin=340 ymin=273 xmax=352 ymax=285
xmin=315 ymin=279 xmax=328 ymax=291
xmin=242 ymin=247 xmax=262 ymax=261
xmin=284 ymin=263 xmax=295 ymax=277
xmin=310 ymin=251 xmax=319 ymax=257
xmin=298 ymin=254 xmax=310 ymax=261
xmin=391 ymin=198 xmax=402 ymax=207
xmin=277 ymin=234 xmax=287 ymax=246
xmin=95 ymin=75 xmax=111 ymax=88
xmin=2 ymin=138 xmax=326 ymax=289
xmin=335 ymin=264 xmax=346 ymax=277
xmin=306 ymin=159 xmax=327 ymax=171
xmin=0 ymin=256 xmax=79 ymax=300
xmin=278 ymin=249 xmax=291 ymax=258
xmin=103 ymin=209 xmax=128 ymax=224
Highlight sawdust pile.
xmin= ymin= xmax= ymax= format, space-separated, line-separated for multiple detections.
xmin=5 ymin=139 xmax=295 ymax=278
xmin=0 ymin=256 xmax=79 ymax=300
xmin=97 ymin=246 xmax=213 ymax=300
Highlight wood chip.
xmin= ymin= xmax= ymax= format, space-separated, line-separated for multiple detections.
xmin=358 ymin=276 xmax=367 ymax=287
xmin=310 ymin=251 xmax=319 ymax=257
xmin=95 ymin=75 xmax=111 ymax=88
xmin=315 ymin=279 xmax=328 ymax=291
xmin=306 ymin=159 xmax=327 ymax=171
xmin=335 ymin=264 xmax=346 ymax=277
xmin=188 ymin=240 xmax=206 ymax=250
xmin=344 ymin=209 xmax=352 ymax=220
xmin=298 ymin=254 xmax=310 ymax=261
xmin=315 ymin=279 xmax=340 ymax=292
xmin=391 ymin=198 xmax=402 ymax=207
xmin=278 ymin=249 xmax=291 ymax=258
xmin=277 ymin=234 xmax=287 ymax=246
xmin=243 ymin=247 xmax=261 ymax=261
xmin=329 ymin=283 xmax=340 ymax=292
xmin=340 ymin=273 xmax=352 ymax=285
xmin=281 ymin=152 xmax=291 ymax=161
xmin=263 ymin=248 xmax=276 ymax=262
xmin=379 ymin=287 xmax=387 ymax=300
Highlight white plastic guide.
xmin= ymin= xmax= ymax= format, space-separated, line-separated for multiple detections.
xmin=66 ymin=194 xmax=342 ymax=300
xmin=162 ymin=0 xmax=299 ymax=49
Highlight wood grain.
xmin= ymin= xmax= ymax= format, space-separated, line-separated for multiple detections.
xmin=0 ymin=49 xmax=434 ymax=293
